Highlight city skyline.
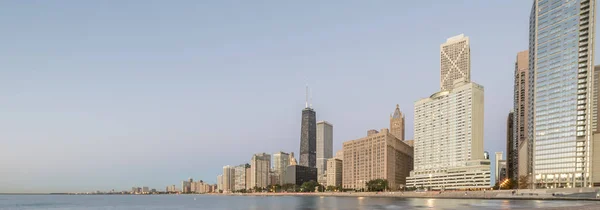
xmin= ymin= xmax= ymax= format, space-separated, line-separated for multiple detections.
xmin=0 ymin=1 xmax=584 ymax=193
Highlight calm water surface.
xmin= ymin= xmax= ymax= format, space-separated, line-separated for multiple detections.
xmin=1 ymin=195 xmax=599 ymax=210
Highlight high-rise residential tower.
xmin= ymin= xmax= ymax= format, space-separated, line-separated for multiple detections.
xmin=222 ymin=166 xmax=234 ymax=193
xmin=513 ymin=50 xmax=530 ymax=187
xmin=440 ymin=34 xmax=471 ymax=91
xmin=594 ymin=65 xmax=600 ymax=132
xmin=234 ymin=164 xmax=250 ymax=191
xmin=529 ymin=0 xmax=596 ymax=188
xmin=390 ymin=104 xmax=405 ymax=140
xmin=316 ymin=121 xmax=333 ymax=185
xmin=300 ymin=87 xmax=317 ymax=168
xmin=250 ymin=153 xmax=271 ymax=189
xmin=273 ymin=151 xmax=290 ymax=184
xmin=406 ymin=34 xmax=489 ymax=190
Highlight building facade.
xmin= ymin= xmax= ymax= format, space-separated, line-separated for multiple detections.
xmin=506 ymin=111 xmax=515 ymax=183
xmin=342 ymin=128 xmax=413 ymax=190
xmin=250 ymin=153 xmax=271 ymax=189
xmin=217 ymin=175 xmax=222 ymax=192
xmin=513 ymin=50 xmax=530 ymax=187
xmin=495 ymin=152 xmax=503 ymax=184
xmin=407 ymin=81 xmax=490 ymax=190
xmin=390 ymin=104 xmax=405 ymax=140
xmin=316 ymin=121 xmax=333 ymax=185
xmin=326 ymin=158 xmax=343 ymax=187
xmin=222 ymin=166 xmax=235 ymax=193
xmin=234 ymin=164 xmax=250 ymax=191
xmin=300 ymin=105 xmax=317 ymax=168
xmin=284 ymin=165 xmax=318 ymax=186
xmin=440 ymin=34 xmax=470 ymax=91
xmin=273 ymin=151 xmax=290 ymax=185
xmin=529 ymin=0 xmax=596 ymax=188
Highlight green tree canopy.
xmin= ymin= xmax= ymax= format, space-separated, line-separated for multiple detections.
xmin=365 ymin=179 xmax=388 ymax=192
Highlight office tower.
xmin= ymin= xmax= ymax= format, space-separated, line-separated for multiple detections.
xmin=342 ymin=128 xmax=413 ymax=190
xmin=234 ymin=164 xmax=250 ymax=191
xmin=529 ymin=0 xmax=596 ymax=188
xmin=326 ymin=158 xmax=343 ymax=187
xmin=316 ymin=121 xmax=333 ymax=185
xmin=440 ymin=34 xmax=471 ymax=91
xmin=250 ymin=153 xmax=271 ymax=189
xmin=222 ymin=166 xmax=235 ymax=193
xmin=495 ymin=152 xmax=504 ymax=184
xmin=513 ymin=50 xmax=530 ymax=187
xmin=300 ymin=86 xmax=317 ymax=168
xmin=407 ymin=70 xmax=489 ymax=189
xmin=506 ymin=111 xmax=515 ymax=183
xmin=217 ymin=175 xmax=223 ymax=192
xmin=273 ymin=151 xmax=290 ymax=184
xmin=390 ymin=104 xmax=405 ymax=140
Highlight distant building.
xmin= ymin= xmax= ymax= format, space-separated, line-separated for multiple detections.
xmin=326 ymin=158 xmax=342 ymax=187
xmin=284 ymin=165 xmax=318 ymax=185
xmin=390 ymin=104 xmax=405 ymax=140
xmin=506 ymin=111 xmax=515 ymax=182
xmin=343 ymin=128 xmax=413 ymax=190
xmin=273 ymin=151 xmax=290 ymax=185
xmin=142 ymin=186 xmax=149 ymax=194
xmin=300 ymin=88 xmax=317 ymax=168
xmin=222 ymin=165 xmax=235 ymax=193
xmin=495 ymin=152 xmax=503 ymax=184
xmin=217 ymin=175 xmax=223 ymax=192
xmin=316 ymin=121 xmax=333 ymax=185
xmin=498 ymin=160 xmax=508 ymax=184
xmin=404 ymin=139 xmax=414 ymax=147
xmin=513 ymin=50 xmax=530 ymax=186
xmin=234 ymin=164 xmax=250 ymax=191
xmin=181 ymin=178 xmax=193 ymax=193
xmin=250 ymin=153 xmax=271 ymax=189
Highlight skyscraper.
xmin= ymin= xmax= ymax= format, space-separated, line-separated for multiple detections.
xmin=440 ymin=34 xmax=470 ymax=91
xmin=506 ymin=111 xmax=515 ymax=183
xmin=594 ymin=65 xmax=600 ymax=132
xmin=234 ymin=164 xmax=250 ymax=191
xmin=529 ymin=0 xmax=596 ymax=188
xmin=407 ymin=81 xmax=489 ymax=190
xmin=300 ymin=87 xmax=317 ymax=168
xmin=390 ymin=104 xmax=405 ymax=140
xmin=316 ymin=121 xmax=333 ymax=185
xmin=250 ymin=153 xmax=271 ymax=189
xmin=406 ymin=34 xmax=489 ymax=190
xmin=513 ymin=50 xmax=530 ymax=187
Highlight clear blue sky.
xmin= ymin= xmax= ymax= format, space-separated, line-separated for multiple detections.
xmin=0 ymin=1 xmax=595 ymax=193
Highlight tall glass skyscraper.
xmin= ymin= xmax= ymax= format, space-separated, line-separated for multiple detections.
xmin=529 ymin=0 xmax=595 ymax=188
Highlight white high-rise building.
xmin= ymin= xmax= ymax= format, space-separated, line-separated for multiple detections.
xmin=250 ymin=153 xmax=271 ymax=189
xmin=316 ymin=121 xmax=333 ymax=185
xmin=440 ymin=34 xmax=470 ymax=91
xmin=407 ymin=81 xmax=489 ymax=190
xmin=273 ymin=151 xmax=290 ymax=185
xmin=217 ymin=175 xmax=223 ymax=192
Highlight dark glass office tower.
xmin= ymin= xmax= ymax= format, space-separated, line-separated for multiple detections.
xmin=300 ymin=107 xmax=316 ymax=168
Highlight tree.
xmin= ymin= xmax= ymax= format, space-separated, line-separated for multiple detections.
xmin=300 ymin=180 xmax=319 ymax=192
xmin=365 ymin=179 xmax=389 ymax=192
xmin=518 ymin=175 xmax=529 ymax=189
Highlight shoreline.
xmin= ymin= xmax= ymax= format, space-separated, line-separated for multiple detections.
xmin=216 ymin=191 xmax=600 ymax=201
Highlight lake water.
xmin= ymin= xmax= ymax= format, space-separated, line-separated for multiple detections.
xmin=1 ymin=195 xmax=598 ymax=210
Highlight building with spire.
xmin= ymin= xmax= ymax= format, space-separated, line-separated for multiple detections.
xmin=300 ymin=86 xmax=317 ymax=168
xmin=390 ymin=104 xmax=405 ymax=140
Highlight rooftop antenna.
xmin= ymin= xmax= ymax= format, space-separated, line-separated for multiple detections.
xmin=309 ymin=87 xmax=313 ymax=108
xmin=305 ymin=84 xmax=309 ymax=108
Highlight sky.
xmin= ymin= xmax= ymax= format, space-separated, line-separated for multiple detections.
xmin=0 ymin=0 xmax=596 ymax=193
